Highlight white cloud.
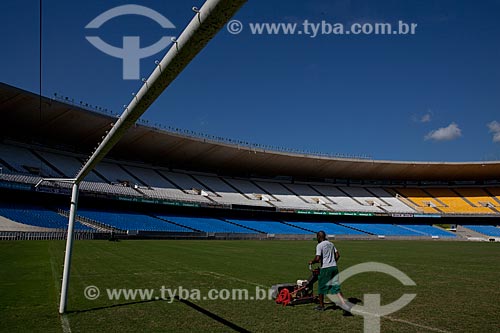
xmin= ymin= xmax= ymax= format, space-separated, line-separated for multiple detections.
xmin=420 ymin=113 xmax=432 ymax=123
xmin=412 ymin=110 xmax=433 ymax=123
xmin=425 ymin=122 xmax=462 ymax=141
xmin=487 ymin=121 xmax=500 ymax=143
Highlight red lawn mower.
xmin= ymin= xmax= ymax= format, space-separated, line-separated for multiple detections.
xmin=271 ymin=264 xmax=321 ymax=306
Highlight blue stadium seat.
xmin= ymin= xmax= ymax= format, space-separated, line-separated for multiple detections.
xmin=159 ymin=216 xmax=256 ymax=233
xmin=227 ymin=219 xmax=310 ymax=234
xmin=398 ymin=224 xmax=456 ymax=237
xmin=0 ymin=204 xmax=92 ymax=230
xmin=340 ymin=223 xmax=422 ymax=236
xmin=78 ymin=209 xmax=191 ymax=232
xmin=463 ymin=225 xmax=500 ymax=237
xmin=285 ymin=221 xmax=365 ymax=235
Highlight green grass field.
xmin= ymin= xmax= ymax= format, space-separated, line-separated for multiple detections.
xmin=1 ymin=240 xmax=499 ymax=332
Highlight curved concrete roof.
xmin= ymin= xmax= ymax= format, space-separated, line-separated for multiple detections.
xmin=1 ymin=82 xmax=499 ymax=181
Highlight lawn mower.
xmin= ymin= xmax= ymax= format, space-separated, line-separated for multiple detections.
xmin=271 ymin=263 xmax=320 ymax=306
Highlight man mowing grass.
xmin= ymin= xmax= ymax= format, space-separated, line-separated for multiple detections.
xmin=308 ymin=231 xmax=350 ymax=312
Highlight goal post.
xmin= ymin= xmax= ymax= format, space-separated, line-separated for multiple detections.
xmin=58 ymin=0 xmax=247 ymax=314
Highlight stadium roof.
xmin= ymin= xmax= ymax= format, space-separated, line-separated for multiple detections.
xmin=1 ymin=82 xmax=499 ymax=181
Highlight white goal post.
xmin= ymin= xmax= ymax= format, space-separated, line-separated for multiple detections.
xmin=58 ymin=0 xmax=247 ymax=314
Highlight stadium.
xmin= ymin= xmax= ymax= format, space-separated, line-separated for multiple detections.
xmin=1 ymin=0 xmax=500 ymax=332
xmin=1 ymin=82 xmax=500 ymax=241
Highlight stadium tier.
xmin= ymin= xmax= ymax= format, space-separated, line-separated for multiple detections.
xmin=224 ymin=178 xmax=271 ymax=201
xmin=0 ymin=204 xmax=465 ymax=238
xmin=394 ymin=188 xmax=499 ymax=215
xmin=425 ymin=188 xmax=495 ymax=214
xmin=487 ymin=188 xmax=500 ymax=203
xmin=157 ymin=216 xmax=256 ymax=233
xmin=0 ymin=143 xmax=59 ymax=177
xmin=394 ymin=188 xmax=443 ymax=214
xmin=226 ymin=219 xmax=310 ymax=234
xmin=253 ymin=181 xmax=325 ymax=210
xmin=366 ymin=187 xmax=416 ymax=213
xmin=0 ymin=203 xmax=92 ymax=230
xmin=36 ymin=149 xmax=104 ymax=182
xmin=1 ymin=141 xmax=500 ymax=216
xmin=455 ymin=188 xmax=499 ymax=208
xmin=77 ymin=209 xmax=192 ymax=232
xmin=285 ymin=221 xmax=366 ymax=235
xmin=339 ymin=223 xmax=424 ymax=236
xmin=311 ymin=185 xmax=385 ymax=213
xmin=396 ymin=225 xmax=456 ymax=238
xmin=462 ymin=225 xmax=500 ymax=237
xmin=340 ymin=223 xmax=455 ymax=237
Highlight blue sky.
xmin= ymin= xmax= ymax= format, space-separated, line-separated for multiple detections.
xmin=1 ymin=0 xmax=499 ymax=162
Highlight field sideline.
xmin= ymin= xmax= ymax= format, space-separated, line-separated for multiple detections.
xmin=1 ymin=240 xmax=499 ymax=332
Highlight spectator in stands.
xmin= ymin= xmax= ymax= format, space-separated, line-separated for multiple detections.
xmin=308 ymin=230 xmax=350 ymax=312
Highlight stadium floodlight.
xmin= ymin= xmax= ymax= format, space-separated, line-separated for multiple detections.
xmin=58 ymin=0 xmax=247 ymax=314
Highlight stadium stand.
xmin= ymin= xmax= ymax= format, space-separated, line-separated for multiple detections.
xmin=140 ymin=187 xmax=212 ymax=203
xmin=0 ymin=215 xmax=54 ymax=232
xmin=93 ymin=162 xmax=138 ymax=184
xmin=285 ymin=221 xmax=366 ymax=235
xmin=79 ymin=181 xmax=141 ymax=197
xmin=341 ymin=186 xmax=387 ymax=207
xmin=3 ymin=84 xmax=500 ymax=243
xmin=396 ymin=224 xmax=456 ymax=238
xmin=486 ymin=188 xmax=500 ymax=204
xmin=37 ymin=150 xmax=104 ymax=182
xmin=161 ymin=171 xmax=217 ymax=196
xmin=0 ymin=173 xmax=42 ymax=185
xmin=1 ymin=140 xmax=500 ymax=218
xmin=455 ymin=188 xmax=500 ymax=208
xmin=119 ymin=167 xmax=212 ymax=202
xmin=226 ymin=219 xmax=309 ymax=234
xmin=0 ymin=199 xmax=470 ymax=237
xmin=462 ymin=225 xmax=500 ymax=237
xmin=425 ymin=188 xmax=495 ymax=214
xmin=340 ymin=223 xmax=423 ymax=236
xmin=284 ymin=183 xmax=333 ymax=209
xmin=395 ymin=188 xmax=443 ymax=214
xmin=158 ymin=215 xmax=256 ymax=233
xmin=253 ymin=181 xmax=320 ymax=210
xmin=193 ymin=175 xmax=272 ymax=207
xmin=0 ymin=203 xmax=92 ymax=230
xmin=366 ymin=187 xmax=415 ymax=213
xmin=0 ymin=143 xmax=58 ymax=177
xmin=455 ymin=188 xmax=499 ymax=209
xmin=122 ymin=165 xmax=171 ymax=187
xmin=224 ymin=178 xmax=275 ymax=203
xmin=77 ymin=209 xmax=191 ymax=232
xmin=312 ymin=185 xmax=384 ymax=212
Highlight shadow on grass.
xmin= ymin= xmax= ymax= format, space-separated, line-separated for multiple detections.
xmin=66 ymin=297 xmax=250 ymax=332
xmin=66 ymin=298 xmax=162 ymax=314
xmin=174 ymin=296 xmax=250 ymax=333
xmin=325 ymin=297 xmax=362 ymax=316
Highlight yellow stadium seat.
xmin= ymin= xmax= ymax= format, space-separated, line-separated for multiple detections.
xmin=455 ymin=188 xmax=499 ymax=209
xmin=395 ymin=188 xmax=442 ymax=214
xmin=487 ymin=188 xmax=500 ymax=204
xmin=425 ymin=188 xmax=495 ymax=214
